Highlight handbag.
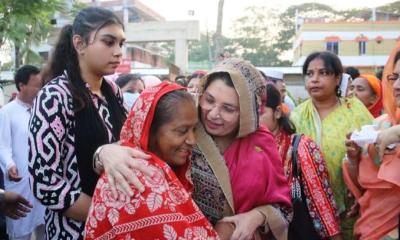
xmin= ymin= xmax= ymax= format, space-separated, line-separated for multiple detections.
xmin=288 ymin=134 xmax=321 ymax=240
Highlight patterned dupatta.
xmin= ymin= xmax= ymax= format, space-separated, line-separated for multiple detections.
xmin=85 ymin=82 xmax=218 ymax=240
xmin=276 ymin=130 xmax=340 ymax=238
xmin=191 ymin=59 xmax=291 ymax=239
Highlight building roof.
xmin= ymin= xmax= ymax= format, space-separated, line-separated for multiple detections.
xmin=293 ymin=55 xmax=389 ymax=67
xmin=293 ymin=30 xmax=400 ymax=49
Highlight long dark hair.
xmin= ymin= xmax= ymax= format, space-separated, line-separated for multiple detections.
xmin=265 ymin=84 xmax=296 ymax=135
xmin=44 ymin=7 xmax=127 ymax=195
xmin=44 ymin=7 xmax=124 ymax=111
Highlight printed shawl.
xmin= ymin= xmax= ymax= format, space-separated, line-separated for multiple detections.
xmin=85 ymin=82 xmax=218 ymax=240
xmin=276 ymin=130 xmax=340 ymax=238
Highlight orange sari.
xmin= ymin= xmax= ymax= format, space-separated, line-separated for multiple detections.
xmin=343 ymin=43 xmax=400 ymax=239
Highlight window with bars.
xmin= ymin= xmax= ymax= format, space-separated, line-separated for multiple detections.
xmin=326 ymin=42 xmax=338 ymax=55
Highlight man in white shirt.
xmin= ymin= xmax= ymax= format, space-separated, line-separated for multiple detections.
xmin=264 ymin=69 xmax=296 ymax=112
xmin=0 ymin=65 xmax=45 ymax=240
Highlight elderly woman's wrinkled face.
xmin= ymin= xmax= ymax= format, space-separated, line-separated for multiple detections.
xmin=391 ymin=59 xmax=400 ymax=107
xmin=305 ymin=58 xmax=340 ymax=101
xmin=153 ymin=100 xmax=198 ymax=167
xmin=200 ymin=79 xmax=240 ymax=138
xmin=351 ymin=77 xmax=376 ymax=107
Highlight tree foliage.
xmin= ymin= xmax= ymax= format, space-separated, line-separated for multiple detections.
xmin=230 ymin=6 xmax=291 ymax=66
xmin=0 ymin=0 xmax=63 ymax=68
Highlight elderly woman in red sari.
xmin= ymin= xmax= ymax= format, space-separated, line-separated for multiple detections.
xmin=85 ymin=82 xmax=219 ymax=239
xmin=261 ymin=84 xmax=341 ymax=240
xmin=92 ymin=59 xmax=292 ymax=240
xmin=343 ymin=45 xmax=400 ymax=240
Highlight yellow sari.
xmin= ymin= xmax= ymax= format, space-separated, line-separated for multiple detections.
xmin=291 ymin=97 xmax=373 ymax=238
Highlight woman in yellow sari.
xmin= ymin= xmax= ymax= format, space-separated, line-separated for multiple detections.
xmin=290 ymin=51 xmax=373 ymax=239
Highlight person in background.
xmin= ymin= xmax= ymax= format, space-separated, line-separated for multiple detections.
xmin=261 ymin=84 xmax=341 ymax=240
xmin=28 ymin=7 xmax=127 ymax=239
xmin=161 ymin=75 xmax=171 ymax=83
xmin=290 ymin=51 xmax=373 ymax=240
xmin=0 ymin=65 xmax=46 ymax=240
xmin=351 ymin=74 xmax=383 ymax=118
xmin=0 ymin=189 xmax=32 ymax=220
xmin=187 ymin=70 xmax=206 ymax=95
xmin=175 ymin=75 xmax=187 ymax=87
xmin=345 ymin=66 xmax=360 ymax=80
xmin=376 ymin=67 xmax=384 ymax=81
xmin=343 ymin=44 xmax=400 ymax=240
xmin=340 ymin=73 xmax=353 ymax=98
xmin=263 ymin=69 xmax=296 ymax=113
xmin=142 ymin=75 xmax=162 ymax=89
xmin=115 ymin=73 xmax=144 ymax=110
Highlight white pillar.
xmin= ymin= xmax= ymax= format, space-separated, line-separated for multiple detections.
xmin=175 ymin=39 xmax=188 ymax=74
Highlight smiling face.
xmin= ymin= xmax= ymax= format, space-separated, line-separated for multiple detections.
xmin=305 ymin=58 xmax=340 ymax=101
xmin=351 ymin=77 xmax=376 ymax=107
xmin=199 ymin=79 xmax=240 ymax=137
xmin=152 ymin=99 xmax=198 ymax=167
xmin=78 ymin=23 xmax=125 ymax=78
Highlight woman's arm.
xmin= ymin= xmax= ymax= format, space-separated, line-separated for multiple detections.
xmin=93 ymin=143 xmax=152 ymax=198
xmin=28 ymin=89 xmax=81 ymax=213
xmin=344 ymin=134 xmax=363 ymax=192
xmin=218 ymin=208 xmax=266 ymax=240
xmin=64 ymin=192 xmax=91 ymax=221
xmin=218 ymin=205 xmax=290 ymax=240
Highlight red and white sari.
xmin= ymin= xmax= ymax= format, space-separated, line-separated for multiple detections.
xmin=85 ymin=82 xmax=219 ymax=240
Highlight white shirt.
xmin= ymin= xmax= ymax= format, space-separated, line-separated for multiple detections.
xmin=0 ymin=98 xmax=45 ymax=238
xmin=0 ymin=87 xmax=4 ymax=108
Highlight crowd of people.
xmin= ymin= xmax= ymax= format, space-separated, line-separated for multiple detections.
xmin=0 ymin=6 xmax=399 ymax=240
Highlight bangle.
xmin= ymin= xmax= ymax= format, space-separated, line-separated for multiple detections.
xmin=93 ymin=145 xmax=105 ymax=172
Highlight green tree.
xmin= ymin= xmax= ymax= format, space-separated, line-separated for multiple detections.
xmin=377 ymin=1 xmax=400 ymax=14
xmin=231 ymin=6 xmax=290 ymax=66
xmin=275 ymin=3 xmax=341 ymax=53
xmin=0 ymin=0 xmax=63 ymax=68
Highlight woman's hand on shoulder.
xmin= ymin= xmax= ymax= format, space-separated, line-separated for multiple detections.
xmin=99 ymin=144 xmax=152 ymax=198
xmin=218 ymin=209 xmax=265 ymax=240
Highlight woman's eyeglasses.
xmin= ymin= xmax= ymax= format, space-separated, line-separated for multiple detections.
xmin=199 ymin=93 xmax=239 ymax=120
xmin=387 ymin=73 xmax=400 ymax=82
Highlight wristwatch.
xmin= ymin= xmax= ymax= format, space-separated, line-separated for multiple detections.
xmin=93 ymin=145 xmax=105 ymax=172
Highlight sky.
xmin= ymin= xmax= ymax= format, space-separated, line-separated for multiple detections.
xmin=143 ymin=0 xmax=397 ymax=35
